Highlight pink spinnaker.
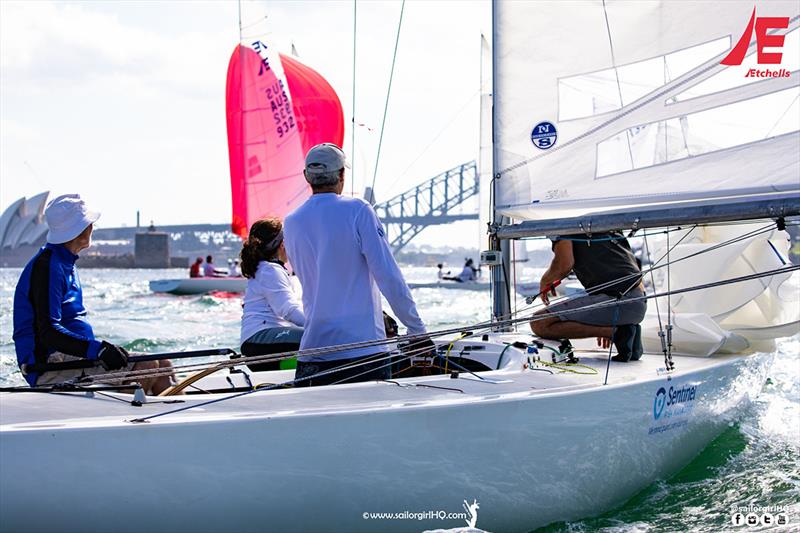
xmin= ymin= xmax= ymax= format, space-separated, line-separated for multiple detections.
xmin=226 ymin=45 xmax=345 ymax=239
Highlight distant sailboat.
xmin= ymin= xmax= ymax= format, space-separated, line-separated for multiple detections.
xmin=225 ymin=42 xmax=344 ymax=239
xmin=150 ymin=40 xmax=344 ymax=295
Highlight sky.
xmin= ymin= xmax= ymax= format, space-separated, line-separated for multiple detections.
xmin=0 ymin=0 xmax=492 ymax=248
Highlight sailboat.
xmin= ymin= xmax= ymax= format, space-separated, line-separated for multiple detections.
xmin=149 ymin=41 xmax=344 ymax=296
xmin=1 ymin=2 xmax=799 ymax=532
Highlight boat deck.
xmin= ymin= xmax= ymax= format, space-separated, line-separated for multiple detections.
xmin=0 ymin=339 xmax=744 ymax=430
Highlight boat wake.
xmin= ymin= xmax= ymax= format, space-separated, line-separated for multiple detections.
xmin=539 ymin=336 xmax=800 ymax=533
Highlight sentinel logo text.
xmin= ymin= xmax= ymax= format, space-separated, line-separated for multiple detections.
xmin=653 ymin=384 xmax=697 ymax=420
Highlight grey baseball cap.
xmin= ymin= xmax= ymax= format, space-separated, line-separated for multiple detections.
xmin=304 ymin=143 xmax=350 ymax=185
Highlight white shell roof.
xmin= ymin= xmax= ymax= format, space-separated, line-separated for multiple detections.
xmin=0 ymin=192 xmax=49 ymax=249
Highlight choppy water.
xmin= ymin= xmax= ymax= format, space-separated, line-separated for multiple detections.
xmin=1 ymin=267 xmax=797 ymax=532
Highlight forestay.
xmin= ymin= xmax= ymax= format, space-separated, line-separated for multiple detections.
xmin=492 ymin=0 xmax=800 ymax=231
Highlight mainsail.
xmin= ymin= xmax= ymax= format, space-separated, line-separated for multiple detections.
xmin=492 ymin=0 xmax=799 ymax=233
xmin=226 ymin=43 xmax=344 ymax=238
xmin=490 ymin=0 xmax=800 ymax=354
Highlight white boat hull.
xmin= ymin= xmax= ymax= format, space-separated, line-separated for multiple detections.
xmin=408 ymin=279 xmax=585 ymax=297
xmin=0 ymin=339 xmax=772 ymax=532
xmin=149 ymin=277 xmax=248 ymax=295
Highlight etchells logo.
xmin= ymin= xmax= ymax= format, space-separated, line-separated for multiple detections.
xmin=649 ymin=383 xmax=699 ymax=435
xmin=721 ymin=7 xmax=792 ymax=78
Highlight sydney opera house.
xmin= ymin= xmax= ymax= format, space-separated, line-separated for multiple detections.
xmin=0 ymin=192 xmax=50 ymax=267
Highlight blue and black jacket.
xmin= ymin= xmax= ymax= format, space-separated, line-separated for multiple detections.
xmin=13 ymin=243 xmax=102 ymax=386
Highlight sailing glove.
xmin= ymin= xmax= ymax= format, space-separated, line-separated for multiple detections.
xmin=98 ymin=341 xmax=129 ymax=371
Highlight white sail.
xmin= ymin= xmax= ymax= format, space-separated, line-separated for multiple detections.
xmin=493 ymin=0 xmax=799 ymax=223
xmin=641 ymin=223 xmax=799 ymax=356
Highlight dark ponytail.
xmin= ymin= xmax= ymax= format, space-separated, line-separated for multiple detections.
xmin=239 ymin=217 xmax=283 ymax=279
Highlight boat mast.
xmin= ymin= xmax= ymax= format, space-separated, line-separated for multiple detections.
xmin=490 ymin=0 xmax=511 ymax=330
xmin=237 ymin=0 xmax=242 ymax=44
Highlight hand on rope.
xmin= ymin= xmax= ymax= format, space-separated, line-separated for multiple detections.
xmin=528 ymin=279 xmax=561 ymax=305
xmin=98 ymin=342 xmax=129 ymax=371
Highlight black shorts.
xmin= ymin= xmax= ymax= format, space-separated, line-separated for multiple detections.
xmin=294 ymin=356 xmax=390 ymax=387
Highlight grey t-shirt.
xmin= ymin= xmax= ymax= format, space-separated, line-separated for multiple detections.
xmin=553 ymin=232 xmax=642 ymax=296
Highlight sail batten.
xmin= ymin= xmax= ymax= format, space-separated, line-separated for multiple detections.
xmin=493 ymin=0 xmax=800 ymax=228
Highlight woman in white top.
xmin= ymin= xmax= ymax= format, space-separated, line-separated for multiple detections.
xmin=239 ymin=218 xmax=304 ymax=371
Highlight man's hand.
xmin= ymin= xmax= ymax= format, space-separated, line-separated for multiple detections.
xmin=538 ymin=276 xmax=560 ymax=305
xmin=538 ymin=239 xmax=574 ymax=306
xmin=98 ymin=341 xmax=129 ymax=371
xmin=596 ymin=337 xmax=611 ymax=350
xmin=407 ymin=337 xmax=437 ymax=358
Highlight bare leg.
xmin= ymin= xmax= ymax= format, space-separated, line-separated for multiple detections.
xmin=531 ymin=314 xmax=613 ymax=340
xmin=132 ymin=360 xmax=175 ymax=395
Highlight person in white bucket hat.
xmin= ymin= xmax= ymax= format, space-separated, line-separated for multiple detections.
xmin=12 ymin=194 xmax=173 ymax=394
xmin=44 ymin=193 xmax=101 ymax=244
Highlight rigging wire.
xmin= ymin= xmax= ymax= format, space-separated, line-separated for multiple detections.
xmin=351 ymin=0 xmax=357 ymax=196
xmin=600 ymin=0 xmax=635 ymax=171
xmin=381 ymin=89 xmax=480 ymax=196
xmin=129 ymin=340 xmax=446 ymax=423
xmin=69 ymin=221 xmax=787 ymax=387
xmin=512 ymin=222 xmax=773 ymax=318
xmin=93 ymin=222 xmax=781 ymax=385
xmin=80 ymin=261 xmax=799 ymax=389
xmin=111 ymin=262 xmax=800 ymax=424
xmin=80 ymin=223 xmax=782 ymax=389
xmin=666 ymin=227 xmax=674 ymax=363
xmin=642 ymin=228 xmax=670 ymax=369
xmin=370 ymin=0 xmax=406 ymax=196
xmin=764 ymin=92 xmax=799 ymax=139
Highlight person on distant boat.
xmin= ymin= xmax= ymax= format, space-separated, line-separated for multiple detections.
xmin=284 ymin=143 xmax=434 ymax=387
xmin=436 ymin=263 xmax=451 ymax=280
xmin=227 ymin=258 xmax=242 ymax=277
xmin=189 ymin=257 xmax=203 ymax=278
xmin=203 ymin=255 xmax=222 ymax=277
xmin=12 ymin=194 xmax=173 ymax=394
xmin=459 ymin=258 xmax=478 ymax=282
xmin=442 ymin=258 xmax=477 ymax=283
xmin=530 ymin=232 xmax=646 ymax=362
xmin=239 ymin=217 xmax=304 ymax=370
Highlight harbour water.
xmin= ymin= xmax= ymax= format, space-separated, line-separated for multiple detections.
xmin=0 ymin=267 xmax=797 ymax=532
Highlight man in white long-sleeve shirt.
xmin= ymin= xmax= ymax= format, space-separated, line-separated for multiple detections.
xmin=284 ymin=143 xmax=430 ymax=387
